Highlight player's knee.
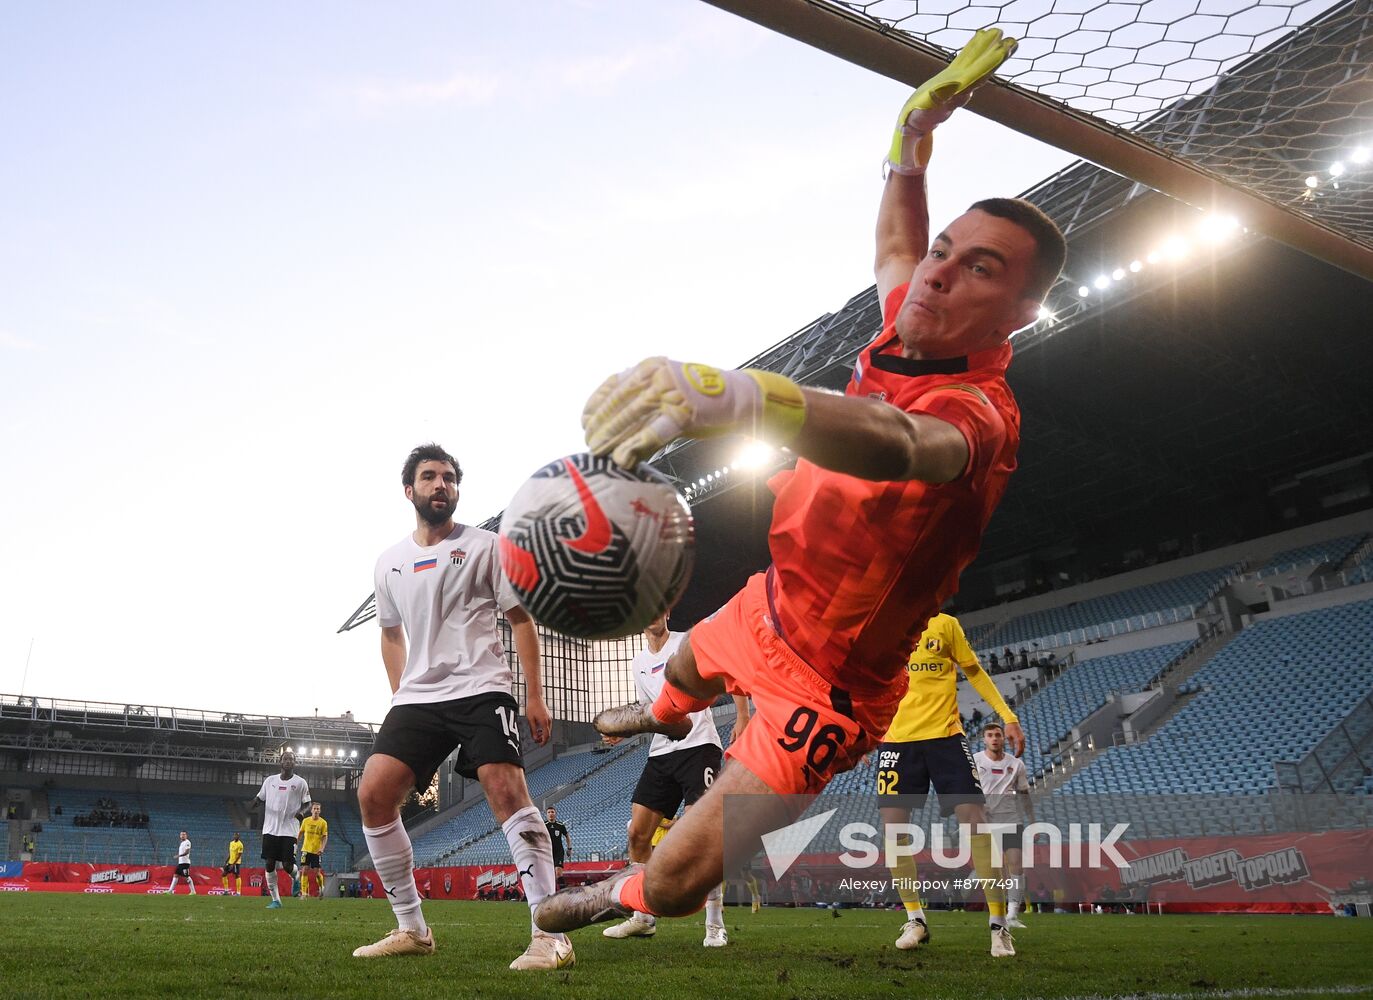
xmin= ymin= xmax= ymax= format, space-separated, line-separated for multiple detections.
xmin=626 ymin=826 xmax=654 ymax=859
xmin=357 ymin=778 xmax=399 ymax=824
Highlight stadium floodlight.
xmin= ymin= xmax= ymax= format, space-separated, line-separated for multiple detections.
xmin=1330 ymin=161 xmax=1346 ymax=177
xmin=1129 ymin=260 xmax=1143 ymax=273
xmin=1198 ymin=214 xmax=1241 ymax=243
xmin=1093 ymin=275 xmax=1109 ymax=290
xmin=1351 ymin=148 xmax=1369 ymax=165
xmin=734 ymin=440 xmax=775 ymax=470
xmin=1162 ymin=237 xmax=1190 ymax=260
xmin=1305 ymin=175 xmax=1320 ymax=188
xmin=1037 ymin=306 xmax=1053 ymax=322
xmin=350 ymin=750 xmax=358 ymax=758
xmin=1077 ymin=285 xmax=1089 ymax=297
xmin=1111 ymin=268 xmax=1125 ymax=281
xmin=311 ymin=747 xmax=320 ymax=756
xmin=324 ymin=748 xmax=332 ymax=757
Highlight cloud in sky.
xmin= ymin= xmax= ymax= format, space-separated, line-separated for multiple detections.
xmin=0 ymin=330 xmax=39 ymax=351
xmin=558 ymin=39 xmax=686 ymax=91
xmin=342 ymin=10 xmax=751 ymax=113
xmin=352 ymin=71 xmax=500 ymax=111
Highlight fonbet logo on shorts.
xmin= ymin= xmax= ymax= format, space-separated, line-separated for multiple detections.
xmin=760 ymin=809 xmax=1131 ymax=880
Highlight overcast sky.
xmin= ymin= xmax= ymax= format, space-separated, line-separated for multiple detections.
xmin=0 ymin=0 xmax=1074 ymax=725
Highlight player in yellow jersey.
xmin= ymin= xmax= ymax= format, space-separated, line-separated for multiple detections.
xmin=875 ymin=613 xmax=1025 ymax=958
xmin=297 ymin=803 xmax=328 ymax=899
xmin=222 ymin=832 xmax=245 ymax=894
xmin=649 ymin=817 xmax=673 ymax=848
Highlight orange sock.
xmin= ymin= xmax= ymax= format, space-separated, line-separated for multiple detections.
xmin=616 ymin=869 xmax=706 ymax=917
xmin=617 ymin=870 xmax=652 ymax=914
xmin=652 ymin=681 xmax=714 ymax=725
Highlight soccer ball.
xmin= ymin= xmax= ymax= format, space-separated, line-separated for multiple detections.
xmin=497 ymin=453 xmax=695 ymax=639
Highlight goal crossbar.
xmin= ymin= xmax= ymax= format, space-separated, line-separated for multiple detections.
xmin=703 ymin=0 xmax=1373 ymax=283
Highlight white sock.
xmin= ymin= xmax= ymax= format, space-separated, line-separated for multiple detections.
xmin=364 ymin=817 xmax=427 ymax=935
xmin=501 ymin=805 xmax=565 ymax=940
xmin=1008 ymin=878 xmax=1022 ymax=918
xmin=705 ymin=884 xmax=723 ymax=926
xmin=906 ymin=906 xmax=927 ymax=924
xmin=268 ymin=871 xmax=281 ymax=903
xmin=189 ymin=881 xmax=196 ymax=895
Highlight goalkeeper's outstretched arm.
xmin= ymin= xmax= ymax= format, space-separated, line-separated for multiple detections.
xmin=876 ymin=27 xmax=1018 ymax=306
xmin=875 ymin=170 xmax=930 ymax=309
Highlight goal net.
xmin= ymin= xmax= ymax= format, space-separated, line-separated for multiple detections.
xmin=704 ymin=0 xmax=1373 ymax=281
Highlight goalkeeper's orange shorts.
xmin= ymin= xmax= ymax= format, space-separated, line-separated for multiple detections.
xmin=689 ymin=571 xmax=902 ymax=796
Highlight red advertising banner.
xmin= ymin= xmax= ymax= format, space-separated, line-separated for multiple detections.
xmin=4 ymin=862 xmax=296 ymax=895
xmin=6 ymin=829 xmax=1366 ymax=913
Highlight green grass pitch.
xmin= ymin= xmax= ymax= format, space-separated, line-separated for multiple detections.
xmin=3 ymin=895 xmax=1370 ymax=999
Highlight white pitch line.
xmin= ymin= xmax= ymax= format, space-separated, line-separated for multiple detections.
xmin=1018 ymin=986 xmax=1373 ymax=1000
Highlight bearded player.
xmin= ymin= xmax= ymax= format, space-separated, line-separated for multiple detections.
xmin=535 ymin=29 xmax=1065 ymax=937
xmin=355 ymin=444 xmax=571 ymax=969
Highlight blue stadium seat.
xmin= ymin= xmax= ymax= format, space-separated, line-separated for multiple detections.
xmin=1063 ymin=598 xmax=1373 ymax=797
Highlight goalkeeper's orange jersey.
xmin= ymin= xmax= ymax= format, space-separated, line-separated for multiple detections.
xmin=765 ymin=284 xmax=1020 ymax=695
xmin=882 ymin=613 xmax=1017 ymax=742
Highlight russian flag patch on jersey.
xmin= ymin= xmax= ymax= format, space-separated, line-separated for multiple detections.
xmin=414 ymin=557 xmax=438 ymax=573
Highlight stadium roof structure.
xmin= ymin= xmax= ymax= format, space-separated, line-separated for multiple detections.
xmin=340 ymin=8 xmax=1373 ymax=634
xmin=0 ymin=693 xmax=378 ymax=771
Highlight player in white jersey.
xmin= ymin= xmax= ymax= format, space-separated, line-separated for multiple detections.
xmin=168 ymin=831 xmax=196 ymax=894
xmin=353 ymin=444 xmax=571 ymax=970
xmin=256 ymin=749 xmax=312 ymax=909
xmin=974 ymin=722 xmax=1034 ymax=928
xmin=601 ymin=612 xmax=748 ymax=948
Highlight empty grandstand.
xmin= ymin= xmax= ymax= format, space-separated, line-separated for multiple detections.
xmin=1 ymin=696 xmax=375 ymax=870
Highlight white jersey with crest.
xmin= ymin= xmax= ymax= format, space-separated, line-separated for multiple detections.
xmin=373 ymin=523 xmax=520 ymax=707
xmin=973 ymin=750 xmax=1029 ymax=824
xmin=631 ymin=631 xmax=721 ymax=757
xmin=256 ymin=773 xmax=312 ymax=838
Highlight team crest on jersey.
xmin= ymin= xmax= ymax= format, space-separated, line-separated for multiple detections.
xmin=925 ymin=637 xmax=943 ymax=652
xmin=450 ymin=548 xmax=466 ymax=566
xmin=868 ymin=390 xmax=888 ymax=401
